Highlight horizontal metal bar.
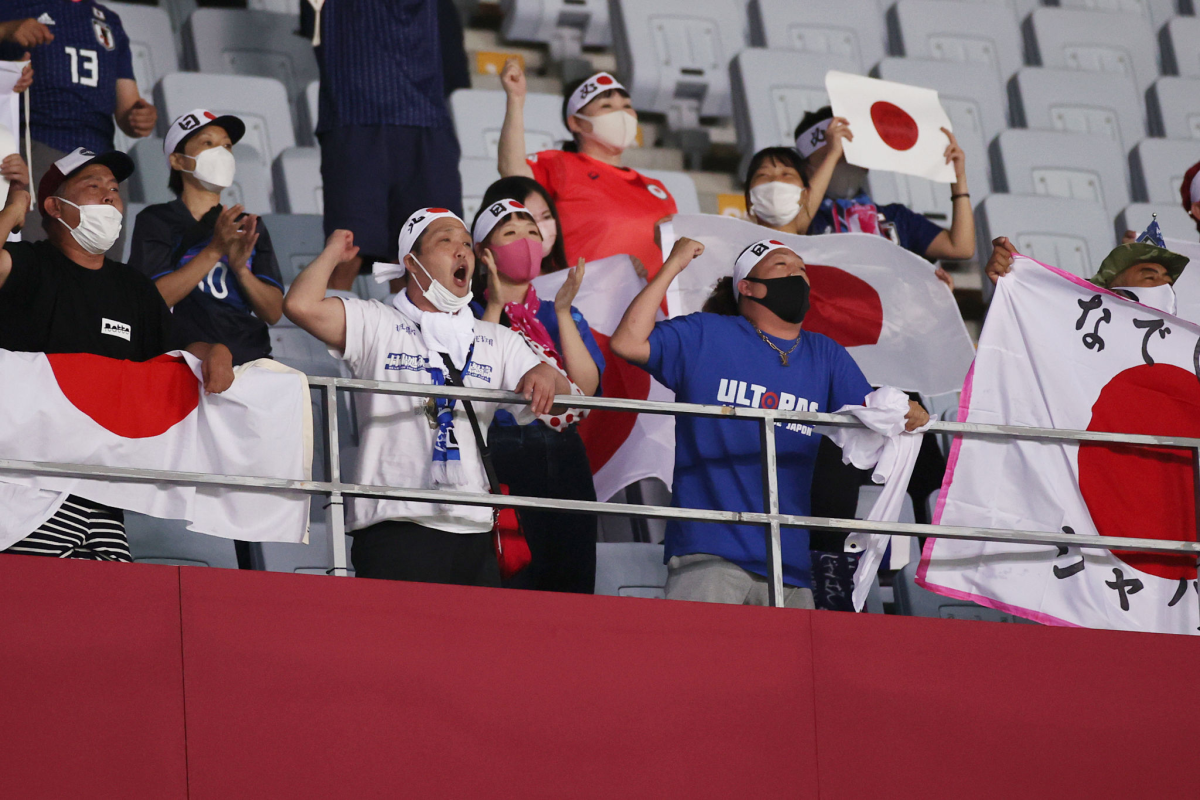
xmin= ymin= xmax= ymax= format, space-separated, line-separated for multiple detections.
xmin=3 ymin=457 xmax=1197 ymax=557
xmin=306 ymin=377 xmax=1200 ymax=450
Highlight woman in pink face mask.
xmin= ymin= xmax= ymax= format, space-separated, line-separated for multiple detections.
xmin=469 ymin=184 xmax=606 ymax=594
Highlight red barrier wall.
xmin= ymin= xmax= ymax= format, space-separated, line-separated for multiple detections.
xmin=1 ymin=555 xmax=1198 ymax=798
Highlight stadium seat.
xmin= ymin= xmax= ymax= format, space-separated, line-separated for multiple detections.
xmin=887 ymin=0 xmax=1025 ymax=83
xmin=892 ymin=561 xmax=1036 ymax=622
xmin=975 ymin=195 xmax=1117 ymax=291
xmin=1130 ymin=139 xmax=1200 ymax=203
xmin=116 ymin=202 xmax=147 ymax=264
xmin=610 ymin=0 xmax=748 ymax=121
xmin=747 ymin=0 xmax=888 ymax=74
xmin=459 ymin=157 xmax=500 ymax=223
xmin=128 ymin=135 xmax=267 ymax=217
xmin=127 ymin=136 xmax=173 ymax=206
xmin=1118 ymin=203 xmax=1197 ymax=240
xmin=125 ymin=511 xmax=240 ymax=568
xmin=1162 ymin=17 xmax=1200 ymax=78
xmin=106 ymin=2 xmax=179 ymax=96
xmin=641 ymin=169 xmax=701 ymax=215
xmin=273 ymin=146 xmax=323 ymax=215
xmin=729 ymin=49 xmax=861 ymax=164
xmin=991 ymin=130 xmax=1131 ymax=219
xmin=1010 ymin=67 xmax=1146 ymax=154
xmin=183 ymin=9 xmax=320 ymax=141
xmin=1024 ymin=8 xmax=1159 ymax=96
xmin=160 ymin=0 xmax=198 ymax=33
xmin=1057 ymin=0 xmax=1180 ymax=32
xmin=594 ymin=542 xmax=668 ymax=598
xmin=248 ymin=0 xmax=302 ymax=11
xmin=259 ymin=518 xmax=355 ymax=576
xmin=306 ymin=80 xmax=320 ymax=138
xmin=500 ymin=0 xmax=612 ymax=49
xmin=260 ymin=213 xmax=324 ymax=284
xmin=449 ymin=89 xmax=571 ymax=160
xmin=1147 ymin=77 xmax=1200 ymax=139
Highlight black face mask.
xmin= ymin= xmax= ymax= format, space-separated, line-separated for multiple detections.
xmin=745 ymin=275 xmax=811 ymax=324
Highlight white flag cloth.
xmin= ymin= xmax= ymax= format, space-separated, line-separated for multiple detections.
xmin=533 ymin=255 xmax=676 ymax=501
xmin=826 ymin=70 xmax=956 ymax=183
xmin=666 ymin=215 xmax=975 ymax=395
xmin=920 ymin=256 xmax=1200 ymax=634
xmin=0 ymin=350 xmax=313 ymax=549
xmin=0 ymin=60 xmax=23 ymax=242
xmin=1164 ymin=237 xmax=1200 ymax=323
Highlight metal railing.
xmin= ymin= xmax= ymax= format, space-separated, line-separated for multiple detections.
xmin=3 ymin=376 xmax=1199 ymax=613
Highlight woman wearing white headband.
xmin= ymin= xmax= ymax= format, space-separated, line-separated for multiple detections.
xmin=497 ymin=59 xmax=677 ymax=279
xmin=743 ymin=118 xmax=852 ymax=236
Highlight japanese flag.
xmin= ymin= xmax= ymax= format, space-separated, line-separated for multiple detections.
xmin=826 ymin=71 xmax=956 ymax=183
xmin=921 ymin=256 xmax=1200 ymax=634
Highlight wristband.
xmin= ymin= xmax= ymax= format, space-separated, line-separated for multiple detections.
xmin=951 ymin=193 xmax=970 ymax=200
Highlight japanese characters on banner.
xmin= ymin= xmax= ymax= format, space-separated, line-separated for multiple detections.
xmin=533 ymin=256 xmax=676 ymax=501
xmin=825 ymin=71 xmax=956 ymax=183
xmin=665 ymin=214 xmax=975 ymax=396
xmin=920 ymin=256 xmax=1200 ymax=634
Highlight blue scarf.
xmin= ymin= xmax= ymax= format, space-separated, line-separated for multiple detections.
xmin=427 ymin=347 xmax=474 ymax=486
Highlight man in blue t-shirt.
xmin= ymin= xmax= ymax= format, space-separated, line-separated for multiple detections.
xmin=611 ymin=236 xmax=928 ymax=607
xmin=0 ymin=0 xmax=158 ymax=241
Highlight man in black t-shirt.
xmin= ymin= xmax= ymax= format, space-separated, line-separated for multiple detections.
xmin=0 ymin=147 xmax=234 ymax=562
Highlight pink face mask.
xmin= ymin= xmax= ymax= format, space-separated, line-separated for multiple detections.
xmin=489 ymin=237 xmax=543 ymax=283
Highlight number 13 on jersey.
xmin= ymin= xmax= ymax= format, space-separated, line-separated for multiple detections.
xmin=64 ymin=47 xmax=99 ymax=87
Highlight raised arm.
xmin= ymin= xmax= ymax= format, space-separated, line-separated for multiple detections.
xmin=0 ymin=158 xmax=31 ymax=289
xmin=797 ymin=117 xmax=851 ymax=233
xmin=553 ymin=259 xmax=600 ymax=395
xmin=923 ymin=128 xmax=975 ymax=262
xmin=282 ymin=229 xmax=357 ymax=352
xmin=497 ymin=58 xmax=535 ymax=179
xmin=610 ymin=238 xmax=705 ymax=365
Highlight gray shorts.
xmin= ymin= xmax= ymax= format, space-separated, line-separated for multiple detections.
xmin=665 ymin=553 xmax=815 ymax=609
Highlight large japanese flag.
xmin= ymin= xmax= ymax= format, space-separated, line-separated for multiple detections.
xmin=665 ymin=214 xmax=975 ymax=395
xmin=826 ymin=71 xmax=956 ymax=183
xmin=534 ymin=256 xmax=675 ymax=502
xmin=920 ymin=256 xmax=1200 ymax=634
xmin=0 ymin=350 xmax=313 ymax=549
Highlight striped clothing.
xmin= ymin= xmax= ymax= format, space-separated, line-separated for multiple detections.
xmin=4 ymin=495 xmax=131 ymax=562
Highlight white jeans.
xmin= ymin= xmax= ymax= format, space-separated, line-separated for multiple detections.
xmin=665 ymin=553 xmax=815 ymax=608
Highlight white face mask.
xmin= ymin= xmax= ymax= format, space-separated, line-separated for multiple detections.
xmin=748 ymin=181 xmax=804 ymax=227
xmin=54 ymin=198 xmax=123 ymax=255
xmin=1122 ymin=283 xmax=1177 ymax=316
xmin=535 ymin=218 xmax=557 ymax=258
xmin=409 ymin=254 xmax=473 ymax=314
xmin=184 ymin=146 xmax=236 ymax=192
xmin=827 ymin=162 xmax=869 ymax=200
xmin=576 ymin=110 xmax=638 ymax=151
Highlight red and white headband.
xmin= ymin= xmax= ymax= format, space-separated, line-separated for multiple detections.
xmin=733 ymin=239 xmax=800 ymax=299
xmin=472 ymin=198 xmax=529 ymax=245
xmin=795 ymin=118 xmax=832 ymax=159
xmin=566 ymin=72 xmax=627 ymax=118
xmin=373 ymin=207 xmax=465 ymax=283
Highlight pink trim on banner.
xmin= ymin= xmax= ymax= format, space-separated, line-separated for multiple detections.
xmin=911 ymin=576 xmax=1085 ymax=627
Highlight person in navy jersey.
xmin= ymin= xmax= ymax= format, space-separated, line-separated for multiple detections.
xmin=611 ymin=236 xmax=928 ymax=606
xmin=469 ymin=181 xmax=605 ymax=593
xmin=0 ymin=1 xmax=157 ymax=242
xmin=128 ymin=110 xmax=283 ymax=366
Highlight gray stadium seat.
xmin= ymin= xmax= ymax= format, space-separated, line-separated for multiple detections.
xmin=459 ymin=157 xmax=500 ymax=223
xmin=1147 ymin=77 xmax=1200 ymax=139
xmin=500 ymin=0 xmax=612 ymax=49
xmin=449 ymin=89 xmax=571 ymax=160
xmin=160 ymin=0 xmax=198 ymax=33
xmin=610 ymin=0 xmax=747 ymax=120
xmin=248 ymin=0 xmax=302 ymax=11
xmin=1118 ymin=203 xmax=1198 ymax=240
xmin=991 ymin=130 xmax=1131 ymax=219
xmin=106 ymin=2 xmax=178 ymax=96
xmin=1010 ymin=67 xmax=1146 ymax=153
xmin=259 ymin=519 xmax=355 ymax=576
xmin=125 ymin=511 xmax=240 ymax=568
xmin=273 ymin=146 xmax=323 ymax=215
xmin=1025 ymin=8 xmax=1159 ymax=96
xmin=127 ymin=136 xmax=173 ymax=205
xmin=306 ymin=80 xmax=320 ymax=139
xmin=260 ymin=213 xmax=324 ymax=284
xmin=183 ymin=9 xmax=320 ymax=142
xmin=893 ymin=561 xmax=1036 ymax=622
xmin=128 ymin=135 xmax=266 ymax=216
xmin=1057 ymin=0 xmax=1180 ymax=32
xmin=1162 ymin=17 xmax=1200 ymax=78
xmin=747 ymin=0 xmax=888 ymax=74
xmin=1130 ymin=139 xmax=1200 ymax=203
xmin=594 ymin=542 xmax=668 ymax=598
xmin=641 ymin=169 xmax=701 ymax=214
xmin=888 ymin=0 xmax=1025 ymax=83
xmin=116 ymin=202 xmax=147 ymax=264
xmin=729 ymin=49 xmax=861 ymax=164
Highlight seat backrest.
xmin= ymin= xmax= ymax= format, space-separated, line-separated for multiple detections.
xmin=992 ymin=129 xmax=1130 ymax=218
xmin=1147 ymin=77 xmax=1200 ymax=139
xmin=729 ymin=48 xmax=861 ymax=162
xmin=157 ymin=72 xmax=297 ymax=164
xmin=1118 ymin=203 xmax=1198 ymax=241
xmin=305 ymin=79 xmax=319 ymax=138
xmin=500 ymin=0 xmax=612 ymax=47
xmin=640 ymin=168 xmax=701 ymax=214
xmin=1163 ymin=17 xmax=1200 ymax=78
xmin=594 ymin=543 xmax=668 ymax=598
xmin=259 ymin=213 xmax=325 ymax=285
xmin=1056 ymin=0 xmax=1178 ymax=32
xmin=976 ymin=194 xmax=1116 ymax=285
xmin=889 ymin=0 xmax=1025 ymax=83
xmin=1130 ymin=139 xmax=1199 ymax=203
xmin=125 ymin=511 xmax=240 ymax=568
xmin=1011 ymin=67 xmax=1145 ymax=153
xmin=105 ymin=2 xmax=178 ymax=95
xmin=116 ymin=202 xmax=147 ymax=264
xmin=459 ymin=156 xmax=501 ymax=223
xmin=1026 ymin=8 xmax=1159 ymax=96
xmin=184 ymin=9 xmax=318 ymax=101
xmin=610 ymin=0 xmax=747 ymax=118
xmin=748 ymin=0 xmax=887 ymax=73
xmin=127 ymin=136 xmax=173 ymax=205
xmin=449 ymin=89 xmax=571 ymax=160
xmin=272 ymin=146 xmax=323 ymax=215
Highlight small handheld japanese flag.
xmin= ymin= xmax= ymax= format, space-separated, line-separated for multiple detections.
xmin=825 ymin=71 xmax=956 ymax=183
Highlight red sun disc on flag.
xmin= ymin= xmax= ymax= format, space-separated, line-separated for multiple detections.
xmin=803 ymin=264 xmax=884 ymax=348
xmin=47 ymin=353 xmax=200 ymax=439
xmin=578 ymin=332 xmax=650 ymax=473
xmin=870 ymin=101 xmax=920 ymax=151
xmin=1078 ymin=363 xmax=1200 ymax=580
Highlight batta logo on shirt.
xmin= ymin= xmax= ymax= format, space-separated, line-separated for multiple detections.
xmin=101 ymin=318 xmax=132 ymax=342
xmin=716 ymin=378 xmax=817 ymax=435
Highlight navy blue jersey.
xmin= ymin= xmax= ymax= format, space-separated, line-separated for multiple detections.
xmin=0 ymin=0 xmax=133 ymax=153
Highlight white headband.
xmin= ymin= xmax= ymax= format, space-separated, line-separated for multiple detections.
xmin=566 ymin=72 xmax=627 ymax=118
xmin=373 ymin=207 xmax=465 ymax=283
xmin=1191 ymin=170 xmax=1200 ymax=207
xmin=733 ymin=239 xmax=800 ymax=299
xmin=795 ymin=118 xmax=832 ymax=159
xmin=472 ymin=198 xmax=530 ymax=245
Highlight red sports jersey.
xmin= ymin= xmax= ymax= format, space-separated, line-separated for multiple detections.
xmin=528 ymin=150 xmax=677 ymax=275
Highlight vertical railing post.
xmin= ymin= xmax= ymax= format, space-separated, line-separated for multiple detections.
xmin=760 ymin=413 xmax=784 ymax=608
xmin=325 ymin=382 xmax=349 ymax=577
xmin=1193 ymin=447 xmax=1200 ymax=622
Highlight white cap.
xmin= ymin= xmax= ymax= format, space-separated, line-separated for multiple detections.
xmin=163 ymin=109 xmax=245 ymax=162
xmin=795 ymin=118 xmax=832 ymax=159
xmin=1191 ymin=170 xmax=1200 ymax=207
xmin=373 ymin=207 xmax=467 ymax=283
xmin=472 ymin=198 xmax=530 ymax=244
xmin=566 ymin=72 xmax=627 ymax=118
xmin=733 ymin=238 xmax=801 ymax=299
